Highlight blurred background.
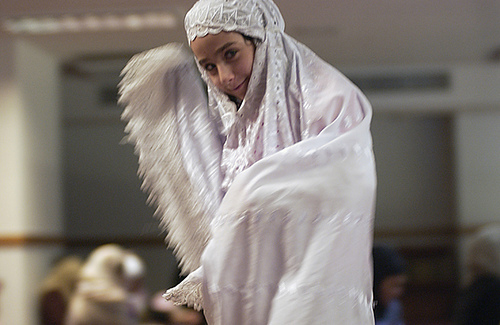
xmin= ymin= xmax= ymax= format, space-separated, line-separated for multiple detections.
xmin=0 ymin=0 xmax=499 ymax=324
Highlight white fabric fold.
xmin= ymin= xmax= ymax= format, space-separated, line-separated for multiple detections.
xmin=163 ymin=267 xmax=204 ymax=311
xmin=201 ymin=106 xmax=376 ymax=325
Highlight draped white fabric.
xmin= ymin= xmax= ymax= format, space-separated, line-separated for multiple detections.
xmin=120 ymin=0 xmax=377 ymax=323
xmin=201 ymin=109 xmax=376 ymax=324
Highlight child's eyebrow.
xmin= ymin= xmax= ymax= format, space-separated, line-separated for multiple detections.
xmin=216 ymin=41 xmax=236 ymax=55
xmin=198 ymin=41 xmax=236 ymax=66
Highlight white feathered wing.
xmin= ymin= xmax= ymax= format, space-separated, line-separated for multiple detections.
xmin=119 ymin=43 xmax=223 ymax=275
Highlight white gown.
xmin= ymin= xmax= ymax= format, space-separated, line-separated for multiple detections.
xmin=201 ymin=109 xmax=376 ymax=324
xmin=119 ymin=1 xmax=377 ymax=323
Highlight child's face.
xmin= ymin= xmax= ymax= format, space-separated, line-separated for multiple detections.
xmin=191 ymin=31 xmax=255 ymax=101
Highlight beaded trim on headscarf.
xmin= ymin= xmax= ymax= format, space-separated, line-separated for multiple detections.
xmin=184 ymin=0 xmax=285 ymax=43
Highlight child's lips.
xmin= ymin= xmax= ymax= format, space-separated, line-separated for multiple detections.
xmin=234 ymin=79 xmax=247 ymax=91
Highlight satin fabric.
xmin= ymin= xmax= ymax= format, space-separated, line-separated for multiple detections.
xmin=201 ymin=102 xmax=376 ymax=324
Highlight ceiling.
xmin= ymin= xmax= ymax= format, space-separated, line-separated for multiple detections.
xmin=1 ymin=0 xmax=499 ymax=67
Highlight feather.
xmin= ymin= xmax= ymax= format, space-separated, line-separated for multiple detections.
xmin=119 ymin=43 xmax=222 ymax=274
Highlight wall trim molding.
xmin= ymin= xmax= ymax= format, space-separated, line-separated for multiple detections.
xmin=1 ymin=225 xmax=487 ymax=248
xmin=0 ymin=234 xmax=164 ymax=247
xmin=374 ymin=224 xmax=492 ymax=239
xmin=374 ymin=226 xmax=457 ymax=238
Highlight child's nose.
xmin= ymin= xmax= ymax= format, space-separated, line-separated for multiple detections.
xmin=218 ymin=65 xmax=234 ymax=85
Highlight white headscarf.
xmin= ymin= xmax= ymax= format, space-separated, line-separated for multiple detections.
xmin=184 ymin=0 xmax=284 ymax=43
xmin=184 ymin=0 xmax=365 ymax=192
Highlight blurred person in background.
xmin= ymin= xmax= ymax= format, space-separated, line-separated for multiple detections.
xmin=65 ymin=244 xmax=147 ymax=325
xmin=39 ymin=256 xmax=83 ymax=325
xmin=373 ymin=245 xmax=407 ymax=325
xmin=454 ymin=224 xmax=500 ymax=325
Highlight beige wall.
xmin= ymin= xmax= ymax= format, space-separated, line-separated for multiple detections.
xmin=0 ymin=38 xmax=62 ymax=325
xmin=455 ymin=110 xmax=500 ymax=227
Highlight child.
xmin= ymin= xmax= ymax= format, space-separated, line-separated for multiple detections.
xmin=119 ymin=0 xmax=377 ymax=323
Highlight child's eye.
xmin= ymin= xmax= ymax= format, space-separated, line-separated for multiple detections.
xmin=225 ymin=50 xmax=237 ymax=60
xmin=205 ymin=63 xmax=216 ymax=73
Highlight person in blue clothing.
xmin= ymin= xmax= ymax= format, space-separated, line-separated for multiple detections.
xmin=372 ymin=245 xmax=407 ymax=325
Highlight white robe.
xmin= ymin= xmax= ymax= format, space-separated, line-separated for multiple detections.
xmin=201 ymin=108 xmax=376 ymax=324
